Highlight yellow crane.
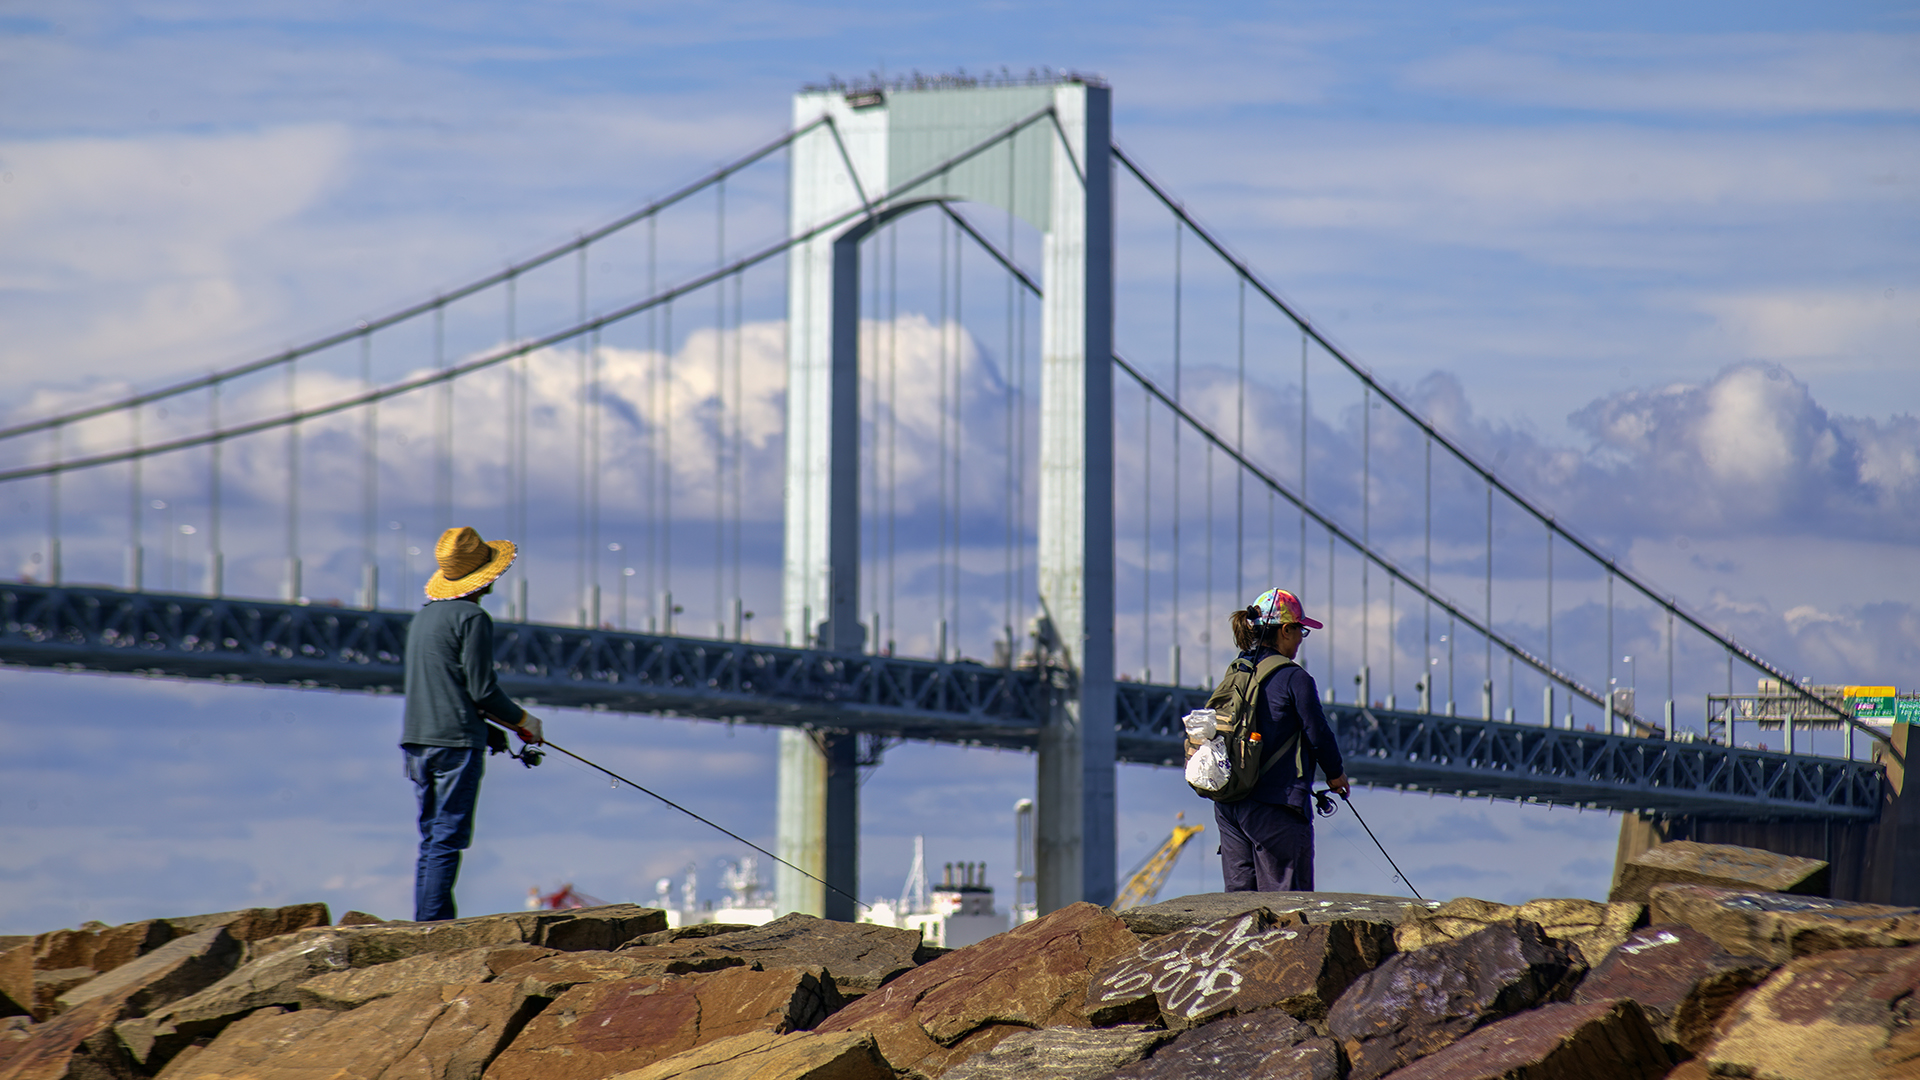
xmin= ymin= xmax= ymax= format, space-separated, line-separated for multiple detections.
xmin=1113 ymin=812 xmax=1207 ymax=910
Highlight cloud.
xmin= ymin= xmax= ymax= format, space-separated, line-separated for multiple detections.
xmin=1406 ymin=31 xmax=1920 ymax=116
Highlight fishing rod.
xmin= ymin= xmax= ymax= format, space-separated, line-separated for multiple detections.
xmin=490 ymin=723 xmax=868 ymax=912
xmin=1313 ymin=788 xmax=1422 ymax=901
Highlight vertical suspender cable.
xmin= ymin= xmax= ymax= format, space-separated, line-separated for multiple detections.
xmin=286 ymin=357 xmax=300 ymax=601
xmin=662 ymin=297 xmax=674 ymax=633
xmin=1143 ymin=368 xmax=1152 ymax=679
xmin=887 ymin=224 xmax=898 ymax=652
xmin=1362 ymin=385 xmax=1370 ymax=697
xmin=362 ymin=332 xmax=377 ymax=608
xmin=1424 ymin=434 xmax=1432 ymax=711
xmin=1171 ymin=220 xmax=1182 ymax=684
xmin=1298 ymin=329 xmax=1307 ymax=600
xmin=646 ymin=217 xmax=659 ymax=628
xmin=1485 ymin=481 xmax=1493 ymax=719
xmin=591 ymin=325 xmax=603 ymax=628
xmin=1236 ymin=278 xmax=1245 ymax=605
xmin=1005 ymin=154 xmax=1017 ymax=659
xmin=952 ymin=218 xmax=963 ymax=654
xmin=937 ymin=215 xmax=949 ymax=658
xmin=505 ymin=272 xmax=520 ymax=617
xmin=715 ymin=180 xmax=726 ymax=636
xmin=578 ymin=245 xmax=591 ymax=626
xmin=209 ymin=380 xmax=222 ymax=597
xmin=1606 ymin=570 xmax=1615 ymax=733
xmin=435 ymin=304 xmax=451 ymax=532
xmin=48 ymin=424 xmax=61 ymax=586
xmin=1547 ymin=524 xmax=1556 ymax=727
xmin=733 ymin=272 xmax=745 ymax=637
xmin=129 ymin=408 xmax=143 ymax=590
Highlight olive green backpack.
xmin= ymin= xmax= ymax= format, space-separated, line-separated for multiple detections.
xmin=1185 ymin=653 xmax=1304 ymax=803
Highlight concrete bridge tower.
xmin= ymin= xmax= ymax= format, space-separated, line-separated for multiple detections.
xmin=779 ymin=76 xmax=1115 ymax=918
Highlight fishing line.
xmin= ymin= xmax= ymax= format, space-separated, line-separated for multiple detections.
xmin=1314 ymin=788 xmax=1422 ymax=900
xmin=497 ymin=725 xmax=868 ymax=911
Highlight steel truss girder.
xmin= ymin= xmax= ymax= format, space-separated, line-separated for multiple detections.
xmin=2 ymin=584 xmax=1881 ymax=821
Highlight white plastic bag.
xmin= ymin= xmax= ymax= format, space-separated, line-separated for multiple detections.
xmin=1185 ymin=737 xmax=1230 ymax=793
xmin=1181 ymin=708 xmax=1218 ymax=742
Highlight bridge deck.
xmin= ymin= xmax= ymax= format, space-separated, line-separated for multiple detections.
xmin=1 ymin=584 xmax=1882 ymax=821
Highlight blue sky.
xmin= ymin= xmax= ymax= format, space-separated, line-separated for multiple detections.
xmin=2 ymin=1 xmax=1917 ymax=933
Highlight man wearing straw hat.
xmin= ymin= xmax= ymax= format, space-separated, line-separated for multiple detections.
xmin=401 ymin=526 xmax=545 ymax=922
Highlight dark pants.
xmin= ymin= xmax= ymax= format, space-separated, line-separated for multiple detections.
xmin=403 ymin=744 xmax=484 ymax=921
xmin=1215 ymin=798 xmax=1314 ymax=892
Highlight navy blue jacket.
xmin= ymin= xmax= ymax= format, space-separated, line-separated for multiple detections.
xmin=1243 ymin=648 xmax=1346 ymax=814
xmin=401 ymin=598 xmax=523 ymax=748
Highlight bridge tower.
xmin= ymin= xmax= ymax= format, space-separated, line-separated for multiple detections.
xmin=780 ymin=78 xmax=1116 ymax=916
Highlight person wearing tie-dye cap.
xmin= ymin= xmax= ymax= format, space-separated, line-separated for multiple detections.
xmin=1212 ymin=587 xmax=1349 ymax=891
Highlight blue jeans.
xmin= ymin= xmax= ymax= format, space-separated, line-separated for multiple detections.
xmin=1215 ymin=798 xmax=1315 ymax=892
xmin=403 ymin=744 xmax=484 ymax=921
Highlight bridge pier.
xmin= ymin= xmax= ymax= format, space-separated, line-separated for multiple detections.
xmin=1612 ymin=723 xmax=1920 ymax=904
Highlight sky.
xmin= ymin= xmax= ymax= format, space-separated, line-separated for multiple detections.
xmin=1 ymin=1 xmax=1917 ymax=934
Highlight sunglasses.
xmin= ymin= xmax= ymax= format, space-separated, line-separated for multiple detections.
xmin=1282 ymin=624 xmax=1311 ymax=637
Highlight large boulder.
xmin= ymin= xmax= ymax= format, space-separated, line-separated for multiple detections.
xmin=1395 ymin=897 xmax=1644 ymax=968
xmin=53 ymin=928 xmax=241 ymax=1021
xmin=1376 ymin=998 xmax=1670 ymax=1080
xmin=939 ymin=1025 xmax=1169 ymax=1080
xmin=1703 ymin=945 xmax=1920 ymax=1080
xmin=0 ymin=992 xmax=139 ymax=1080
xmin=1611 ymin=841 xmax=1828 ymax=905
xmin=154 ymin=980 xmax=543 ymax=1080
xmin=1120 ymin=891 xmax=1434 ymax=938
xmin=0 ymin=948 xmax=28 ymax=1019
xmin=1327 ymin=919 xmax=1586 ymax=1080
xmin=296 ymin=945 xmax=557 ymax=1009
xmin=1087 ymin=908 xmax=1390 ymax=1027
xmin=815 ymin=902 xmax=1140 ymax=1077
xmin=114 ymin=932 xmax=358 ymax=1069
xmin=617 ymin=914 xmax=922 ymax=994
xmin=1103 ymin=1009 xmax=1342 ymax=1080
xmin=1648 ymin=883 xmax=1920 ymax=964
xmin=497 ymin=949 xmax=743 ymax=996
xmin=487 ymin=966 xmax=843 ymax=1080
xmin=246 ymin=903 xmax=665 ymax=966
xmin=604 ymin=1029 xmax=892 ymax=1080
xmin=1570 ymin=924 xmax=1772 ymax=1054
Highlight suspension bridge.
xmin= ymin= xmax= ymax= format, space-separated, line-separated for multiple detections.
xmin=0 ymin=75 xmax=1894 ymax=919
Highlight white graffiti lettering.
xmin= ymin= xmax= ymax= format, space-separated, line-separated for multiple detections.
xmin=1093 ymin=913 xmax=1299 ymax=1020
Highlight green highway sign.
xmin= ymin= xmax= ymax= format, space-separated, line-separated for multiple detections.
xmin=1897 ymin=700 xmax=1920 ymax=725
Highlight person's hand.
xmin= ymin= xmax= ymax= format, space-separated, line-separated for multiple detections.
xmin=1326 ymin=774 xmax=1351 ymax=798
xmin=514 ymin=713 xmax=545 ymax=745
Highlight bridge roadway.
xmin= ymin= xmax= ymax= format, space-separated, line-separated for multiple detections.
xmin=1 ymin=583 xmax=1883 ymax=822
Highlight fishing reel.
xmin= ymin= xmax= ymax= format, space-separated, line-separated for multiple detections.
xmin=487 ymin=725 xmax=543 ymax=767
xmin=1311 ymin=788 xmax=1345 ymax=818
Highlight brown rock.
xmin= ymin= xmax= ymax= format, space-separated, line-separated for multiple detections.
xmin=0 ymin=948 xmax=29 ymax=1019
xmin=246 ymin=903 xmax=665 ymax=966
xmin=1396 ymin=897 xmax=1644 ymax=968
xmin=605 ymin=1029 xmax=892 ymax=1080
xmin=1106 ymin=1008 xmax=1342 ymax=1080
xmin=55 ymin=928 xmax=241 ymax=1020
xmin=1327 ymin=919 xmax=1586 ymax=1080
xmin=1661 ymin=1060 xmax=1712 ymax=1080
xmin=488 ymin=965 xmax=842 ymax=1080
xmin=165 ymin=904 xmax=331 ymax=947
xmin=112 ymin=932 xmax=355 ymax=1069
xmin=1648 ymin=883 xmax=1920 ymax=964
xmin=294 ymin=944 xmax=557 ymax=1009
xmin=627 ymin=924 xmax=758 ymax=948
xmin=1571 ymin=923 xmax=1772 ymax=1053
xmin=28 ymin=933 xmax=96 ymax=981
xmin=1121 ymin=891 xmax=1435 ymax=938
xmin=0 ymin=992 xmax=138 ymax=1080
xmin=336 ymin=910 xmax=388 ymax=926
xmin=1704 ymin=945 xmax=1920 ymax=1080
xmin=1611 ymin=840 xmax=1828 ymax=906
xmin=28 ymin=972 xmax=93 ymax=1024
xmin=1088 ymin=908 xmax=1390 ymax=1027
xmin=1379 ymin=998 xmax=1669 ymax=1080
xmin=149 ymin=1007 xmax=332 ymax=1080
xmin=86 ymin=922 xmax=174 ymax=977
xmin=940 ymin=1025 xmax=1169 ymax=1080
xmin=621 ymin=914 xmax=922 ymax=994
xmin=569 ymin=944 xmax=755 ymax=984
xmin=816 ymin=902 xmax=1139 ymax=1077
xmin=158 ymin=980 xmax=542 ymax=1080
xmin=0 ymin=1017 xmax=30 ymax=1043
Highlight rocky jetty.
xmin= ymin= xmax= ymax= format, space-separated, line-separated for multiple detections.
xmin=0 ymin=841 xmax=1910 ymax=1079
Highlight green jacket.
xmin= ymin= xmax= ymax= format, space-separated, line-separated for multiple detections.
xmin=401 ymin=598 xmax=522 ymax=748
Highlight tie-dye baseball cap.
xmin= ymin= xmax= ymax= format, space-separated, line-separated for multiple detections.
xmin=1249 ymin=587 xmax=1323 ymax=629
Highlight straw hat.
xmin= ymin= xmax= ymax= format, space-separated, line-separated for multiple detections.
xmin=424 ymin=526 xmax=517 ymax=600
